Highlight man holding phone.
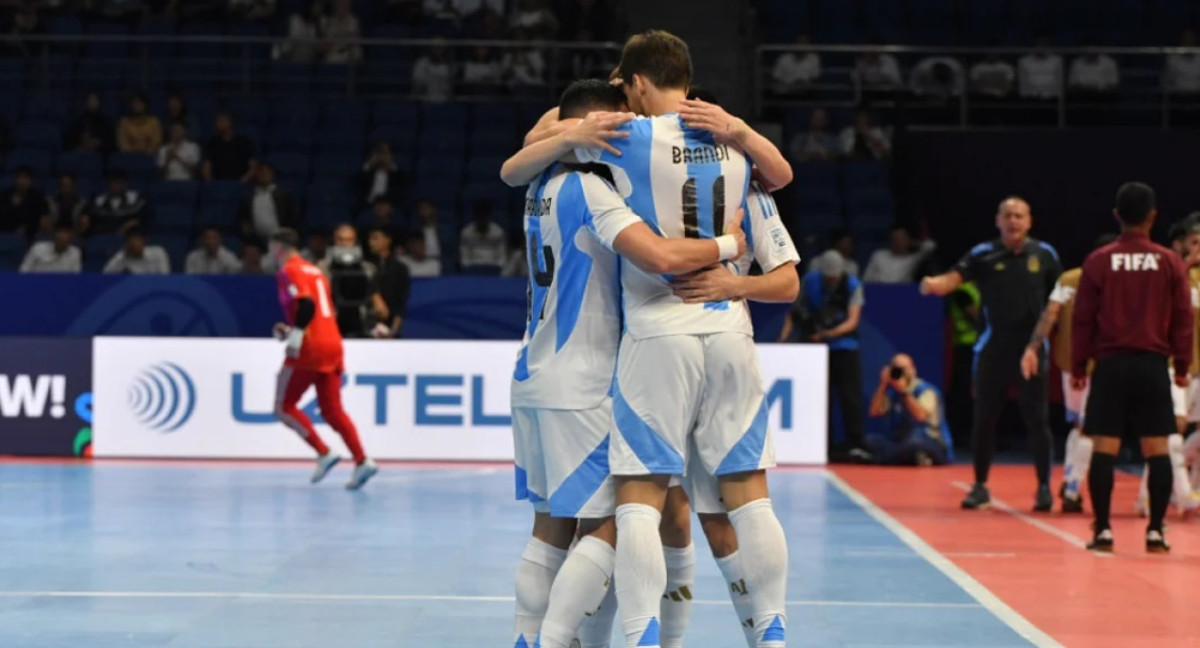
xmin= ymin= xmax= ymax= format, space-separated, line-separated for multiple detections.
xmin=867 ymin=354 xmax=953 ymax=466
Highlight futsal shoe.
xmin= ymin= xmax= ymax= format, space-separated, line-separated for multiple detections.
xmin=1146 ymin=529 xmax=1170 ymax=553
xmin=311 ymin=453 xmax=341 ymax=484
xmin=1061 ymin=495 xmax=1084 ymax=514
xmin=1033 ymin=484 xmax=1053 ymax=512
xmin=346 ymin=458 xmax=379 ymax=490
xmin=1087 ymin=528 xmax=1114 ymax=553
xmin=961 ymin=483 xmax=991 ymax=510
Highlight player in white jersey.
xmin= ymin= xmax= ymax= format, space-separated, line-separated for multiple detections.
xmin=504 ymin=79 xmax=749 ymax=648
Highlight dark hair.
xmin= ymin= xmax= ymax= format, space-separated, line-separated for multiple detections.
xmin=558 ymin=79 xmax=626 ymax=119
xmin=616 ymin=30 xmax=692 ymax=90
xmin=1168 ymin=220 xmax=1188 ymax=243
xmin=270 ymin=227 xmax=302 ymax=250
xmin=367 ymin=225 xmax=394 ymax=240
xmin=408 ymin=230 xmax=426 ymax=244
xmin=14 ymin=165 xmax=33 ymax=177
xmin=890 ymin=223 xmax=912 ymax=235
xmin=201 ymin=225 xmax=222 ymax=236
xmin=125 ymin=227 xmax=146 ymax=240
xmin=1114 ymin=181 xmax=1156 ymax=225
xmin=1093 ymin=233 xmax=1118 ymax=249
xmin=54 ymin=220 xmax=74 ymax=232
xmin=686 ymin=85 xmax=720 ymax=105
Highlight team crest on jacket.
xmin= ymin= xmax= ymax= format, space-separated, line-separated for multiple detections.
xmin=1027 ymin=256 xmax=1040 ymax=273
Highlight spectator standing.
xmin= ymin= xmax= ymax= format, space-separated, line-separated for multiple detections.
xmin=401 ymin=230 xmax=441 ymax=277
xmin=867 ymin=354 xmax=952 ymax=466
xmin=504 ymin=33 xmax=547 ymax=88
xmin=459 ymin=200 xmax=506 ymax=273
xmin=64 ymin=92 xmax=116 ymax=155
xmin=0 ymin=167 xmax=48 ymax=240
xmin=320 ymin=223 xmax=376 ymax=338
xmin=461 ymin=46 xmax=504 ymax=92
xmin=969 ymin=54 xmax=1016 ymax=98
xmin=47 ymin=173 xmax=87 ymax=230
xmin=366 ymin=226 xmax=411 ymax=338
xmin=163 ymin=93 xmax=198 ymax=135
xmin=1018 ymin=38 xmax=1064 ymax=99
xmin=771 ymin=33 xmax=821 ymax=96
xmin=788 ymin=107 xmax=840 ymax=162
xmin=117 ymin=93 xmax=163 ymax=155
xmin=910 ymin=56 xmax=965 ymax=98
xmin=277 ymin=0 xmax=324 ymax=64
xmin=863 ymin=225 xmax=937 ymax=283
xmin=1068 ymin=52 xmax=1120 ymax=95
xmin=809 ymin=229 xmax=860 ymax=277
xmin=840 ymin=109 xmax=891 ymax=160
xmin=781 ymin=249 xmax=870 ymax=462
xmin=302 ymin=229 xmax=331 ymax=264
xmin=412 ymin=43 xmax=455 ymax=102
xmin=102 ymin=228 xmax=170 ymax=274
xmin=185 ymin=226 xmax=241 ymax=274
xmin=19 ymin=222 xmax=81 ymax=273
xmin=85 ymin=170 xmax=147 ymax=236
xmin=358 ymin=142 xmax=404 ymax=208
xmin=508 ymin=0 xmax=557 ymax=39
xmin=238 ymin=162 xmax=301 ymax=244
xmin=414 ymin=198 xmax=442 ymax=261
xmin=854 ymin=47 xmax=904 ymax=94
xmin=1166 ymin=29 xmax=1200 ymax=95
xmin=203 ymin=112 xmax=258 ymax=182
xmin=157 ymin=123 xmax=202 ymax=181
xmin=321 ymin=0 xmax=362 ymax=64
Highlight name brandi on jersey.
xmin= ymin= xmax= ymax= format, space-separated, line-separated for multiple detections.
xmin=1110 ymin=252 xmax=1161 ymax=271
xmin=525 ymin=195 xmax=552 ymax=217
xmin=672 ymin=143 xmax=732 ymax=165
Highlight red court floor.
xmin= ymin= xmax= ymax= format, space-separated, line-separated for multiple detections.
xmin=836 ymin=464 xmax=1200 ymax=648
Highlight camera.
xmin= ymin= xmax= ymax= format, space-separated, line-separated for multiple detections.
xmin=889 ymin=365 xmax=905 ymax=380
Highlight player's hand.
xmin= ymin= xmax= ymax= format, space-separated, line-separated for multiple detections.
xmin=272 ymin=322 xmax=291 ymax=340
xmin=284 ymin=328 xmax=304 ymax=359
xmin=562 ymin=111 xmax=634 ymax=157
xmin=723 ymin=207 xmax=747 ymax=258
xmin=678 ymin=98 xmax=748 ymax=145
xmin=879 ymin=365 xmax=892 ymax=385
xmin=371 ymin=322 xmax=392 ymax=339
xmin=919 ymin=276 xmax=937 ymax=296
xmin=1070 ymin=375 xmax=1088 ymax=391
xmin=1176 ymin=372 xmax=1190 ymax=388
xmin=1020 ymin=347 xmax=1040 ymax=380
xmin=671 ymin=264 xmax=744 ymax=303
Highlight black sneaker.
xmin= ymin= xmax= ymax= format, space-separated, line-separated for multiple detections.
xmin=961 ymin=483 xmax=991 ymax=510
xmin=1087 ymin=528 xmax=1114 ymax=553
xmin=1061 ymin=495 xmax=1084 ymax=514
xmin=1146 ymin=529 xmax=1171 ymax=554
xmin=1033 ymin=484 xmax=1053 ymax=512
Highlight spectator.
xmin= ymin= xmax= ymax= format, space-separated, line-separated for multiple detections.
xmin=781 ymin=249 xmax=870 ymax=463
xmin=501 ymin=229 xmax=527 ymax=277
xmin=64 ymin=91 xmax=116 ymax=155
xmin=358 ymin=142 xmax=405 ymax=208
xmin=863 ymin=225 xmax=937 ymax=283
xmin=771 ymin=33 xmax=821 ymax=96
xmin=400 ymin=230 xmax=441 ymax=277
xmin=505 ymin=34 xmax=547 ymax=88
xmin=102 ymin=228 xmax=170 ymax=274
xmin=184 ymin=226 xmax=241 ymax=274
xmin=854 ymin=46 xmax=904 ymax=93
xmin=0 ymin=167 xmax=48 ymax=240
xmin=162 ymin=92 xmax=198 ymax=135
xmin=809 ymin=229 xmax=860 ymax=277
xmin=788 ymin=107 xmax=840 ymax=162
xmin=229 ymin=0 xmax=275 ymax=22
xmin=910 ymin=56 xmax=965 ymax=98
xmin=840 ymin=109 xmax=891 ymax=161
xmin=6 ymin=1 xmax=43 ymax=58
xmin=92 ymin=0 xmax=145 ymax=26
xmin=461 ymin=45 xmax=504 ymax=92
xmin=509 ymin=0 xmax=557 ymax=39
xmin=412 ymin=43 xmax=455 ymax=102
xmin=203 ymin=112 xmax=257 ymax=182
xmin=320 ymin=223 xmax=376 ymax=337
xmin=867 ymin=354 xmax=951 ymax=466
xmin=969 ymin=53 xmax=1016 ymax=98
xmin=19 ymin=221 xmax=81 ymax=274
xmin=455 ymin=0 xmax=506 ymax=18
xmin=85 ymin=170 xmax=147 ymax=236
xmin=157 ymin=123 xmax=202 ymax=181
xmin=240 ymin=241 xmax=266 ymax=274
xmin=276 ymin=0 xmax=324 ymax=64
xmin=238 ymin=162 xmax=301 ymax=244
xmin=362 ymin=196 xmax=399 ymax=231
xmin=1165 ymin=29 xmax=1200 ymax=95
xmin=1068 ymin=51 xmax=1120 ymax=95
xmin=1017 ymin=38 xmax=1064 ymax=99
xmin=459 ymin=199 xmax=506 ymax=273
xmin=302 ymin=229 xmax=330 ymax=264
xmin=414 ymin=198 xmax=442 ymax=260
xmin=366 ymin=226 xmax=411 ymax=338
xmin=321 ymin=0 xmax=362 ymax=64
xmin=47 ymin=173 xmax=87 ymax=231
xmin=117 ymin=93 xmax=164 ymax=155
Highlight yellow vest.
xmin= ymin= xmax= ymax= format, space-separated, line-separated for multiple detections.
xmin=1051 ymin=268 xmax=1081 ymax=374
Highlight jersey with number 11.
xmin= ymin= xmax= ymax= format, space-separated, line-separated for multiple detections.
xmin=589 ymin=114 xmax=753 ymax=340
xmin=277 ymin=255 xmax=344 ymax=372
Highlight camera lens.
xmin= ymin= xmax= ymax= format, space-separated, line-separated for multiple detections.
xmin=890 ymin=366 xmax=904 ymax=380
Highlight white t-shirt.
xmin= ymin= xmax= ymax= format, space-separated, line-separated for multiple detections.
xmin=863 ymin=241 xmax=936 ymax=284
xmin=459 ymin=221 xmax=507 ymax=267
xmin=772 ymin=52 xmax=821 ymax=87
xmin=412 ymin=57 xmax=454 ymax=101
xmin=1018 ymin=54 xmax=1064 ymax=98
xmin=157 ymin=140 xmax=201 ymax=180
xmin=103 ymin=246 xmax=170 ymax=274
xmin=185 ymin=247 xmax=241 ymax=275
xmin=401 ymin=255 xmax=442 ymax=277
xmin=970 ymin=60 xmax=1016 ymax=97
xmin=1166 ymin=54 xmax=1200 ymax=93
xmin=20 ymin=242 xmax=81 ymax=273
xmin=1068 ymin=55 xmax=1119 ymax=90
xmin=855 ymin=54 xmax=903 ymax=89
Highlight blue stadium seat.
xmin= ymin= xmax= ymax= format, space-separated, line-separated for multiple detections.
xmin=84 ymin=233 xmax=124 ymax=273
xmin=26 ymin=57 xmax=74 ymax=93
xmin=5 ymin=149 xmax=55 ymax=177
xmin=196 ymin=202 xmax=239 ymax=231
xmin=267 ymin=98 xmax=316 ymax=127
xmin=269 ymin=64 xmax=313 ymax=96
xmin=845 ymin=187 xmax=894 ymax=215
xmin=15 ymin=122 xmax=62 ymax=151
xmin=465 ymin=156 xmax=506 ymax=183
xmin=418 ymin=129 xmax=466 ymax=157
xmin=223 ymin=96 xmax=268 ymax=129
xmin=152 ymin=204 xmax=196 ymax=235
xmin=269 ymin=152 xmax=311 ymax=186
xmin=796 ymin=190 xmax=841 ymax=217
xmin=200 ymin=180 xmax=248 ymax=208
xmin=307 ymin=202 xmax=354 ymax=231
xmin=840 ymin=161 xmax=890 ymax=190
xmin=85 ymin=23 xmax=130 ymax=59
xmin=225 ymin=21 xmax=272 ymax=60
xmin=147 ymin=181 xmax=200 ymax=208
xmin=847 ymin=212 xmax=894 ymax=239
xmin=107 ymin=152 xmax=159 ymax=185
xmin=471 ymin=103 xmax=519 ymax=131
xmin=421 ymin=103 xmax=468 ymax=130
xmin=311 ymin=155 xmax=359 ymax=184
xmin=22 ymin=94 xmax=70 ymax=127
xmin=312 ymin=64 xmax=353 ymax=94
xmin=416 ymin=156 xmax=464 ymax=185
xmin=266 ymin=126 xmax=313 ymax=155
xmin=178 ymin=23 xmax=226 ymax=59
xmin=56 ymin=151 xmax=104 ymax=182
xmin=0 ymin=60 xmax=24 ymax=90
xmin=154 ymin=233 xmax=191 ymax=270
xmin=135 ymin=21 xmax=176 ymax=59
xmin=470 ymin=130 xmax=520 ymax=157
xmin=0 ymin=233 xmax=25 ymax=271
xmin=369 ymin=125 xmax=416 ymax=154
xmin=319 ymin=97 xmax=368 ymax=128
xmin=75 ymin=59 xmax=125 ymax=91
xmin=314 ymin=129 xmax=365 ymax=158
xmin=800 ymin=212 xmax=844 ymax=235
xmin=370 ymin=99 xmax=418 ymax=128
xmin=793 ymin=163 xmax=840 ymax=188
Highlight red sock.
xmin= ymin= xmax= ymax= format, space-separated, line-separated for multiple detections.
xmin=317 ymin=373 xmax=367 ymax=464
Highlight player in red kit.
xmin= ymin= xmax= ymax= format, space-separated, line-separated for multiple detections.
xmin=269 ymin=228 xmax=378 ymax=490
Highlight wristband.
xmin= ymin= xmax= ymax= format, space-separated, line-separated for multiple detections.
xmin=285 ymin=327 xmax=305 ymax=348
xmin=715 ymin=235 xmax=739 ymax=261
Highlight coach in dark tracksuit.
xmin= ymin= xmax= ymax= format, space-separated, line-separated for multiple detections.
xmin=921 ymin=197 xmax=1061 ymax=511
xmin=1072 ymin=182 xmax=1192 ymax=553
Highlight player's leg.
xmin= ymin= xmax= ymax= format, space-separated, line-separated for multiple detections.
xmin=1083 ymin=357 xmax=1126 ymax=550
xmin=965 ymin=349 xmax=1007 ymax=508
xmin=1184 ymin=430 xmax=1200 ymax=492
xmin=577 ymin=581 xmax=617 ymax=648
xmin=657 ymin=485 xmax=694 ymax=648
xmin=313 ymin=370 xmax=376 ymax=489
xmin=274 ymin=366 xmax=339 ymax=481
xmin=538 ymin=517 xmax=616 ymax=648
xmin=1016 ymin=347 xmax=1053 ymax=511
xmin=1063 ymin=426 xmax=1093 ymax=512
xmin=686 ymin=463 xmax=755 ymax=648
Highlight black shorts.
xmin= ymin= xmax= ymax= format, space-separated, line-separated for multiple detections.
xmin=1084 ymin=352 xmax=1176 ymax=439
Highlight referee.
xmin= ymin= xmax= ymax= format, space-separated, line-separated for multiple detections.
xmin=920 ymin=197 xmax=1061 ymax=511
xmin=1072 ymin=182 xmax=1192 ymax=553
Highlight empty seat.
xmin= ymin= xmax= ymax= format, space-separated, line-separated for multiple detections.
xmin=147 ymin=181 xmax=200 ymax=208
xmin=269 ymin=152 xmax=311 ymax=185
xmin=15 ymin=122 xmax=62 ymax=151
xmin=85 ymin=23 xmax=130 ymax=59
xmin=311 ymin=155 xmax=360 ymax=183
xmin=0 ymin=232 xmax=25 ymax=271
xmin=319 ymin=97 xmax=367 ymax=128
xmin=266 ymin=127 xmax=313 ymax=155
xmin=199 ymin=180 xmax=248 ymax=208
xmin=5 ymin=149 xmax=55 ymax=177
xmin=152 ymin=204 xmax=197 ymax=234
xmin=22 ymin=94 xmax=70 ymax=127
xmin=371 ymin=99 xmax=418 ymax=128
xmin=840 ymin=161 xmax=891 ymax=189
xmin=465 ymin=156 xmax=507 ymax=183
xmin=196 ymin=202 xmax=239 ymax=230
xmin=267 ymin=98 xmax=316 ymax=127
xmin=845 ymin=187 xmax=894 ymax=215
xmin=84 ymin=233 xmax=125 ymax=273
xmin=421 ymin=102 xmax=468 ymax=130
xmin=56 ymin=151 xmax=104 ymax=181
xmin=107 ymin=152 xmax=159 ymax=184
xmin=178 ymin=23 xmax=226 ymax=59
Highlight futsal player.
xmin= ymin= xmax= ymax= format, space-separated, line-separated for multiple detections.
xmin=503 ymin=79 xmax=749 ymax=648
xmin=1072 ymin=182 xmax=1192 ymax=553
xmin=1021 ymin=234 xmax=1117 ymax=513
xmin=269 ymin=228 xmax=377 ymax=490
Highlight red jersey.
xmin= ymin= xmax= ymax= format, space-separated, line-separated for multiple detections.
xmin=277 ymin=255 xmax=344 ymax=373
xmin=1071 ymin=231 xmax=1194 ymax=378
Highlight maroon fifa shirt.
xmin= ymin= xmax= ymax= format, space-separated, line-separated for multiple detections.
xmin=1071 ymin=230 xmax=1193 ymax=379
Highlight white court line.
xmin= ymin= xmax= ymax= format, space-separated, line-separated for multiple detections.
xmin=949 ymin=481 xmax=1104 ymax=556
xmin=0 ymin=591 xmax=978 ymax=609
xmin=827 ymin=472 xmax=1065 ymax=648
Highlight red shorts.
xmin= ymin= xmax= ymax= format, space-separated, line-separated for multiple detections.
xmin=276 ymin=364 xmax=343 ymax=409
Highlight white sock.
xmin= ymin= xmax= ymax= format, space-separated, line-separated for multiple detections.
xmin=1185 ymin=433 xmax=1200 ymax=491
xmin=715 ymin=552 xmax=756 ymax=648
xmin=577 ymin=580 xmax=617 ymax=648
xmin=615 ymin=503 xmax=666 ymax=648
xmin=660 ymin=543 xmax=695 ymax=648
xmin=538 ymin=536 xmax=616 ymax=648
xmin=514 ymin=537 xmax=568 ymax=648
xmin=1063 ymin=428 xmax=1092 ymax=499
xmin=728 ymin=499 xmax=788 ymax=648
xmin=1169 ymin=434 xmax=1193 ymax=504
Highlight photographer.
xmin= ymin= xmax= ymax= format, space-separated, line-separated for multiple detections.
xmin=868 ymin=354 xmax=952 ymax=466
xmin=318 ymin=223 xmax=376 ymax=338
xmin=781 ymin=249 xmax=869 ymax=462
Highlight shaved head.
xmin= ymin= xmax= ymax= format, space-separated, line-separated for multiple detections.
xmin=891 ymin=353 xmax=915 ymax=373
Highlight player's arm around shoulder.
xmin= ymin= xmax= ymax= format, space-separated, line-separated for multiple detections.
xmin=501 ymin=112 xmax=635 ymax=187
xmin=677 ymin=98 xmax=793 ymax=190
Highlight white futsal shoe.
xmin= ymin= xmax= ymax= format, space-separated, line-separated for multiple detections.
xmin=312 ymin=452 xmax=341 ymax=484
xmin=346 ymin=458 xmax=379 ymax=490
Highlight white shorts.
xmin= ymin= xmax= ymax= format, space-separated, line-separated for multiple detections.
xmin=512 ymin=398 xmax=615 ymax=519
xmin=608 ymin=331 xmax=775 ymax=478
xmin=667 ymin=444 xmax=727 ymax=515
xmin=1061 ymin=373 xmax=1090 ymax=426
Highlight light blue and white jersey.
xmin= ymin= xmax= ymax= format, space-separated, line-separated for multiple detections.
xmin=511 ymin=165 xmax=641 ymax=410
xmin=735 ymin=180 xmax=801 ymax=277
xmin=580 ymin=114 xmax=754 ymax=340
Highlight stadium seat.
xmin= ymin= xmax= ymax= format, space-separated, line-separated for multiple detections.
xmin=0 ymin=233 xmax=25 ymax=271
xmin=800 ymin=212 xmax=844 ymax=235
xmin=418 ymin=129 xmax=466 ymax=157
xmin=147 ymin=181 xmax=200 ymax=209
xmin=267 ymin=98 xmax=317 ymax=127
xmin=84 ymin=233 xmax=124 ymax=273
xmin=84 ymin=23 xmax=129 ymax=59
xmin=310 ymin=155 xmax=359 ymax=185
xmin=269 ymin=152 xmax=312 ymax=187
xmin=269 ymin=64 xmax=313 ymax=96
xmin=793 ymin=163 xmax=840 ymax=188
xmin=845 ymin=187 xmax=895 ymax=215
xmin=5 ymin=149 xmax=55 ymax=177
xmin=15 ymin=122 xmax=62 ymax=151
xmin=312 ymin=64 xmax=353 ymax=94
xmin=840 ymin=161 xmax=891 ymax=190
xmin=368 ymin=125 xmax=416 ymax=155
xmin=178 ymin=23 xmax=226 ymax=59
xmin=307 ymin=202 xmax=354 ymax=231
xmin=107 ymin=152 xmax=159 ymax=184
xmin=847 ymin=212 xmax=894 ymax=238
xmin=465 ymin=156 xmax=507 ymax=183
xmin=370 ymin=99 xmax=419 ymax=128
xmin=421 ymin=102 xmax=468 ymax=130
xmin=56 ymin=151 xmax=104 ymax=181
xmin=135 ymin=21 xmax=176 ymax=59
xmin=152 ymin=204 xmax=197 ymax=235
xmin=319 ymin=97 xmax=368 ymax=129
xmin=196 ymin=202 xmax=239 ymax=231
xmin=200 ymin=180 xmax=248 ymax=208
xmin=471 ymin=103 xmax=519 ymax=131
xmin=796 ymin=190 xmax=841 ymax=217
xmin=154 ymin=233 xmax=191 ymax=270
xmin=314 ymin=128 xmax=365 ymax=158
xmin=223 ymin=95 xmax=268 ymax=130
xmin=22 ymin=94 xmax=70 ymax=127
xmin=266 ymin=126 xmax=314 ymax=155
xmin=26 ymin=57 xmax=74 ymax=93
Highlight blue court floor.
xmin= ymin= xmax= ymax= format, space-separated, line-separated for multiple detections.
xmin=0 ymin=462 xmax=1041 ymax=648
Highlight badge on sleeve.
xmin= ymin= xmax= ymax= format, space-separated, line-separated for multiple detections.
xmin=1027 ymin=256 xmax=1040 ymax=273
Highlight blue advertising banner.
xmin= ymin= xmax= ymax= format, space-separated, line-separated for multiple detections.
xmin=0 ymin=338 xmax=93 ymax=456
